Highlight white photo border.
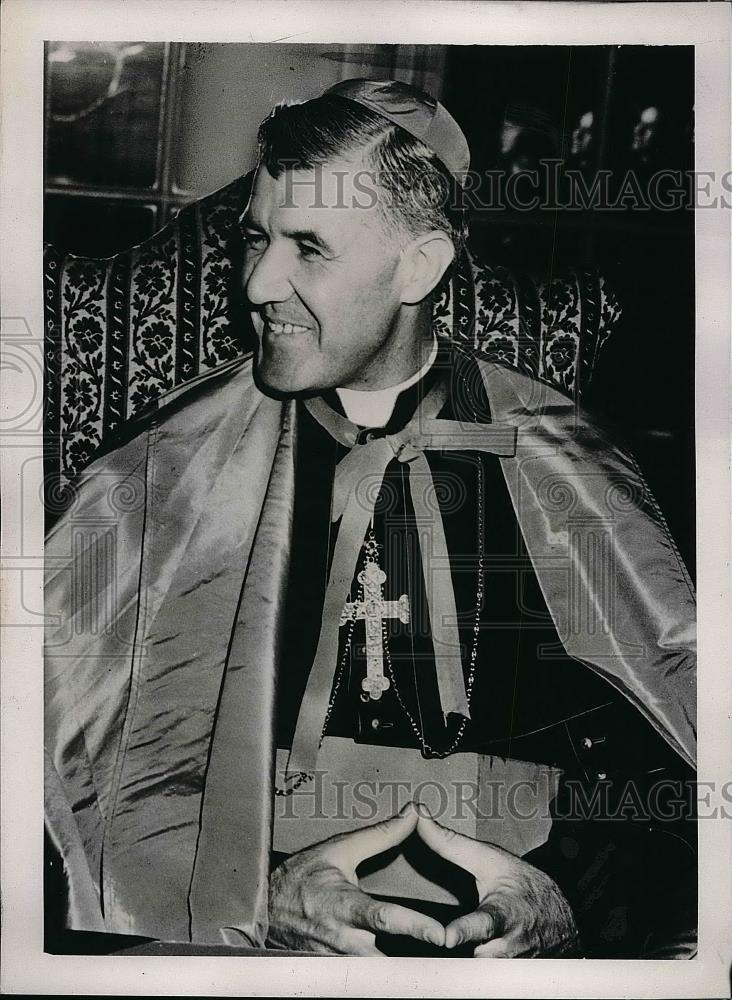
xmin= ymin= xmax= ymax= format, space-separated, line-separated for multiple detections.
xmin=1 ymin=1 xmax=730 ymax=996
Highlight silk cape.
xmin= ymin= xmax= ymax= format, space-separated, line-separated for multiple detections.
xmin=44 ymin=351 xmax=696 ymax=944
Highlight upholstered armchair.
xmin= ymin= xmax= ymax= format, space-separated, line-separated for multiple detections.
xmin=43 ymin=172 xmax=621 ymax=512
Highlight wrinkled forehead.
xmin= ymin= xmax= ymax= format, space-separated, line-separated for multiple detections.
xmin=246 ymin=157 xmax=387 ymax=238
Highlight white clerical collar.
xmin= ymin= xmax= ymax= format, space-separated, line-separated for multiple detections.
xmin=335 ymin=338 xmax=439 ymax=428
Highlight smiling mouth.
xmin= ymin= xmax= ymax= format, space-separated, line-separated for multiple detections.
xmin=264 ymin=319 xmax=311 ymax=335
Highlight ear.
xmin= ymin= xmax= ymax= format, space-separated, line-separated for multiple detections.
xmin=399 ymin=231 xmax=456 ymax=305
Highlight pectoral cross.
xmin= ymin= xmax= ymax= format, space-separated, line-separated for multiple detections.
xmin=340 ymin=557 xmax=410 ymax=700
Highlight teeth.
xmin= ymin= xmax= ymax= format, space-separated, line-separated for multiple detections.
xmin=267 ymin=320 xmax=309 ymax=334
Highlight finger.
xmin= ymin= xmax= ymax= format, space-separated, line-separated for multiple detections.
xmin=473 ymin=937 xmax=513 ymax=958
xmin=334 ymin=928 xmax=381 ymax=957
xmin=444 ymin=909 xmax=496 ymax=949
xmin=292 ymin=929 xmax=381 ymax=957
xmin=353 ymin=896 xmax=446 ymax=948
xmin=415 ymin=806 xmax=492 ymax=878
xmin=328 ymin=801 xmax=418 ymax=870
xmin=328 ymin=875 xmax=445 ymax=947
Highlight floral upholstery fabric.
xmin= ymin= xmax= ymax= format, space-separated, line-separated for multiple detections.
xmin=43 ymin=172 xmax=621 ymax=508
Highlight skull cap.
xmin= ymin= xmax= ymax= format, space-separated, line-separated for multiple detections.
xmin=324 ymin=78 xmax=470 ymax=184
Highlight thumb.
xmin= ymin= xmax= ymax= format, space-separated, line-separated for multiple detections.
xmin=328 ymin=801 xmax=418 ymax=872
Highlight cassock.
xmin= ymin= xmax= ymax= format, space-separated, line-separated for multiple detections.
xmin=44 ymin=339 xmax=697 ymax=957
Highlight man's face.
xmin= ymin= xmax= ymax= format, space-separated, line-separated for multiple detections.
xmin=241 ymin=157 xmax=407 ymax=395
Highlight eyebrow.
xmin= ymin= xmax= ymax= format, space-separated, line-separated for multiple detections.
xmin=240 ymin=214 xmax=335 ymax=257
xmin=281 ymin=228 xmax=336 ymax=257
xmin=240 ymin=212 xmax=263 ymax=232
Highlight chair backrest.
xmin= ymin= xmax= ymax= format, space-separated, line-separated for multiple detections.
xmin=43 ymin=172 xmax=621 ymax=509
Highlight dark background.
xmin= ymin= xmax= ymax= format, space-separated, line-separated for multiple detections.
xmin=43 ymin=42 xmax=696 ymax=572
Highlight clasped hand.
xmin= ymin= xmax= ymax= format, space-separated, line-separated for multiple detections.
xmin=267 ymin=801 xmax=579 ymax=957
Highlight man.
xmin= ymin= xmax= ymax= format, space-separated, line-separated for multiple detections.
xmin=45 ymin=80 xmax=696 ymax=958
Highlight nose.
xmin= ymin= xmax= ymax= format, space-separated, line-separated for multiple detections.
xmin=244 ymin=242 xmax=293 ymax=308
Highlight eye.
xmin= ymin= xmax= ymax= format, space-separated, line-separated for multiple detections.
xmin=297 ymin=242 xmax=324 ymax=261
xmin=242 ymin=230 xmax=267 ymax=252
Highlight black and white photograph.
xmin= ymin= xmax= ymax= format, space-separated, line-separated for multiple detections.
xmin=1 ymin=1 xmax=731 ymax=996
